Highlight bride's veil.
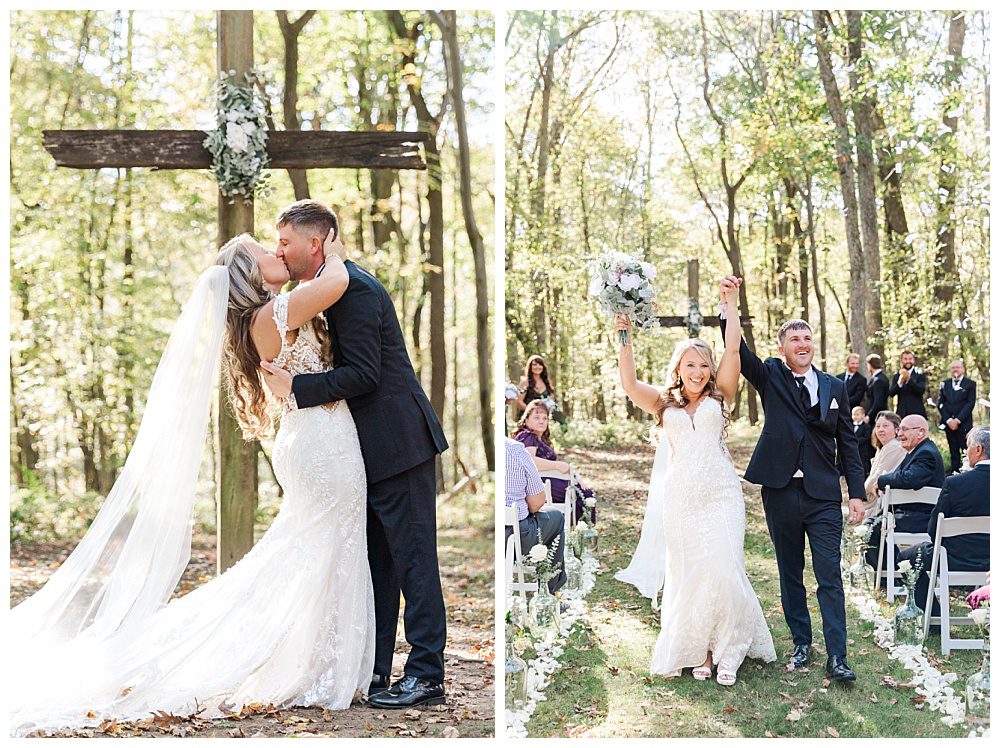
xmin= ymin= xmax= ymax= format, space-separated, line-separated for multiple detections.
xmin=11 ymin=266 xmax=230 ymax=643
xmin=613 ymin=430 xmax=670 ymax=606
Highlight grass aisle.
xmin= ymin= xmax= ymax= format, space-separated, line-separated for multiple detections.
xmin=526 ymin=432 xmax=982 ymax=738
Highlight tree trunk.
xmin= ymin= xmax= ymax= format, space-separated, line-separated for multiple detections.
xmin=434 ymin=10 xmax=493 ymax=471
xmin=276 ymin=10 xmax=316 ymax=200
xmin=813 ymin=10 xmax=868 ymax=361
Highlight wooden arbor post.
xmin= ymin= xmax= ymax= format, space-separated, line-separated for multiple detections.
xmin=216 ymin=10 xmax=258 ymax=573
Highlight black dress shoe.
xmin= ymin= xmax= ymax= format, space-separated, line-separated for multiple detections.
xmin=790 ymin=644 xmax=812 ymax=668
xmin=368 ymin=673 xmax=390 ymax=697
xmin=367 ymin=675 xmax=445 ymax=709
xmin=826 ymin=655 xmax=856 ymax=682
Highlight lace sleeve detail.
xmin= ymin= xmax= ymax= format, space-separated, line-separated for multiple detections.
xmin=272 ymin=292 xmax=290 ymax=339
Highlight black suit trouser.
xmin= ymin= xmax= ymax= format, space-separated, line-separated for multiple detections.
xmin=367 ymin=456 xmax=447 ymax=683
xmin=945 ymin=427 xmax=969 ymax=472
xmin=762 ymin=479 xmax=848 ymax=657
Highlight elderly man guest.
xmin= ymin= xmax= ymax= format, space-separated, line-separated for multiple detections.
xmin=896 ymin=426 xmax=990 ymax=616
xmin=504 ymin=437 xmax=567 ymax=593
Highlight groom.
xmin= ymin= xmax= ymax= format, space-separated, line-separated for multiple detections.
xmin=719 ymin=276 xmax=866 ymax=683
xmin=261 ymin=200 xmax=450 ymax=708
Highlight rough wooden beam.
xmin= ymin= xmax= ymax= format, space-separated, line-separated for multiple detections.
xmin=42 ymin=130 xmax=430 ymax=170
xmin=656 ymin=315 xmax=754 ymax=328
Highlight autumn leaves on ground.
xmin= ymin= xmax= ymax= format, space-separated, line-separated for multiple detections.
xmin=526 ymin=432 xmax=984 ymax=738
xmin=9 ymin=490 xmax=494 ymax=739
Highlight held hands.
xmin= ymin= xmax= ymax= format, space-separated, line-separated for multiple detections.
xmin=323 ymin=228 xmax=346 ymax=262
xmin=719 ymin=275 xmax=742 ymax=306
xmin=847 ymin=498 xmax=866 ymax=525
xmin=260 ymin=360 xmax=293 ymax=400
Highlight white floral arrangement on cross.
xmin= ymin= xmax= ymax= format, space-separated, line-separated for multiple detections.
xmin=204 ymin=70 xmax=271 ymax=203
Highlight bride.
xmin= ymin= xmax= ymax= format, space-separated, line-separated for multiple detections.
xmin=613 ymin=280 xmax=775 ymax=686
xmin=10 ymin=229 xmax=375 ymax=735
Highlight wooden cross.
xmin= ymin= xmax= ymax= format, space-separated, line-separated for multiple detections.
xmin=656 ymin=260 xmax=718 ymax=336
xmin=42 ymin=10 xmax=428 ymax=573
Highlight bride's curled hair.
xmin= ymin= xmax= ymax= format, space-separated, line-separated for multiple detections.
xmin=651 ymin=338 xmax=730 ymax=442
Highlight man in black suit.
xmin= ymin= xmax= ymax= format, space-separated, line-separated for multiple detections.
xmin=720 ymin=276 xmax=866 ymax=683
xmin=888 ymin=350 xmax=928 ymax=418
xmin=875 ymin=415 xmax=946 ymax=532
xmin=262 ymin=200 xmax=449 ymax=709
xmin=936 ymin=359 xmax=977 ymax=474
xmin=897 ymin=426 xmax=990 ymax=616
xmin=836 ymin=353 xmax=868 ymax=410
xmin=865 ymin=354 xmax=889 ymax=425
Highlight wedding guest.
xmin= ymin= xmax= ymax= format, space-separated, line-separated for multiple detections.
xmin=863 ymin=411 xmax=906 ymax=518
xmin=512 ymin=400 xmax=596 ymax=523
xmin=888 ymin=350 xmax=927 ymax=418
xmin=936 ymin=359 xmax=977 ymax=474
xmin=850 ymin=406 xmax=875 ymax=478
xmin=897 ymin=426 xmax=990 ymax=616
xmin=837 ymin=354 xmax=868 ymax=409
xmin=876 ymin=415 xmax=945 ymax=531
xmin=515 ymin=355 xmax=556 ymax=413
xmin=504 ymin=437 xmax=567 ymax=593
xmin=865 ymin=354 xmax=889 ymax=425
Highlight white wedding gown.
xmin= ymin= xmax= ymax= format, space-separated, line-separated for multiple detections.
xmin=648 ymin=397 xmax=775 ymax=676
xmin=11 ymin=291 xmax=375 ymax=736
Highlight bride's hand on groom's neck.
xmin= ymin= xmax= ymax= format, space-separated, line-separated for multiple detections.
xmin=323 ymin=229 xmax=347 ymax=262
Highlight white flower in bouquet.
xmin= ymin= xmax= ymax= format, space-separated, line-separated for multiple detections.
xmin=576 ymin=521 xmax=589 ymax=532
xmin=584 ymin=496 xmax=597 ymax=509
xmin=528 ymin=544 xmax=548 ymax=563
xmin=504 ymin=382 xmax=521 ymax=401
xmin=225 ymin=121 xmax=250 ymax=153
xmin=897 ymin=560 xmax=912 ymax=574
xmin=589 ymin=251 xmax=658 ymax=345
xmin=970 ymin=608 xmax=988 ymax=626
xmin=853 ymin=523 xmax=872 ymax=540
xmin=541 ymin=396 xmax=559 ymax=414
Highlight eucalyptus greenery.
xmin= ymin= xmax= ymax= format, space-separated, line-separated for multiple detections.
xmin=203 ymin=70 xmax=271 ymax=202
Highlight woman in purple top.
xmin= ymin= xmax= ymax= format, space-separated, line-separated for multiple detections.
xmin=512 ymin=400 xmax=596 ymax=523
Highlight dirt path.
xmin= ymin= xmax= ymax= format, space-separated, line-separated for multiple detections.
xmin=10 ymin=518 xmax=494 ymax=738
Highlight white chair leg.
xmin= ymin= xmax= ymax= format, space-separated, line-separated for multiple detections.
xmin=940 ymin=564 xmax=952 ymax=655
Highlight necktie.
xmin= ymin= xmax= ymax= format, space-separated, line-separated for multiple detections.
xmin=794 ymin=375 xmax=811 ymax=410
xmin=844 ymin=373 xmax=849 ymax=383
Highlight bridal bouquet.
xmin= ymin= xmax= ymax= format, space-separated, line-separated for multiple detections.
xmin=588 ymin=251 xmax=658 ymax=345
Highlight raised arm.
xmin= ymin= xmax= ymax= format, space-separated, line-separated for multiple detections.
xmin=718 ymin=275 xmax=767 ymax=394
xmin=615 ymin=314 xmax=663 ymax=416
xmin=716 ymin=277 xmax=742 ymax=405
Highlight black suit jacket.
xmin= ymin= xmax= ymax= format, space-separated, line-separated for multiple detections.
xmin=876 ymin=438 xmax=945 ymax=533
xmin=291 ymin=260 xmax=448 ymax=484
xmin=836 ymin=370 xmax=868 ymax=410
xmin=889 ymin=367 xmax=928 ymax=417
xmin=927 ymin=463 xmax=990 ymax=570
xmin=720 ymin=316 xmax=866 ymax=500
xmin=937 ymin=377 xmax=976 ymax=434
xmin=866 ymin=371 xmax=889 ymax=423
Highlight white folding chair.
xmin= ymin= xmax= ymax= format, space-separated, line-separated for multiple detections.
xmin=538 ymin=467 xmax=575 ymax=532
xmin=923 ymin=515 xmax=990 ymax=654
xmin=874 ymin=485 xmax=939 ymax=601
xmin=504 ymin=505 xmax=537 ymax=600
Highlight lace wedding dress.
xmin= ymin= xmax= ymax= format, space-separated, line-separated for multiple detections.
xmin=11 ymin=287 xmax=375 ymax=736
xmin=648 ymin=396 xmax=775 ymax=676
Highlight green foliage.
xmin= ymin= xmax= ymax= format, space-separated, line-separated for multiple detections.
xmin=10 ymin=472 xmax=103 ymax=545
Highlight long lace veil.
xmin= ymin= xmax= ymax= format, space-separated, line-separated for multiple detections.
xmin=613 ymin=429 xmax=671 ymax=607
xmin=11 ymin=266 xmax=230 ymax=643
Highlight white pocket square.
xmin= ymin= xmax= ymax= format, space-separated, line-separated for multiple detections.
xmin=830 ymin=398 xmax=839 ymax=409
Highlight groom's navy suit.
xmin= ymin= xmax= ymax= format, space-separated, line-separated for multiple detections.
xmin=292 ymin=259 xmax=449 ymax=684
xmin=721 ymin=317 xmax=865 ymax=658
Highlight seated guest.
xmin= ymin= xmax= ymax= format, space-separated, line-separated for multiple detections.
xmin=865 ymin=354 xmax=890 ymax=425
xmin=515 ymin=355 xmax=556 ymax=413
xmin=513 ymin=400 xmax=596 ymax=523
xmin=876 ymin=415 xmax=946 ymax=532
xmin=837 ymin=353 xmax=868 ymax=409
xmin=504 ymin=437 xmax=566 ymax=593
xmin=862 ymin=411 xmax=906 ymax=519
xmin=896 ymin=426 xmax=990 ymax=616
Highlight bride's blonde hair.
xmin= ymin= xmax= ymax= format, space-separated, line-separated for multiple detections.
xmin=214 ymin=234 xmax=329 ymax=441
xmin=651 ymin=338 xmax=730 ymax=441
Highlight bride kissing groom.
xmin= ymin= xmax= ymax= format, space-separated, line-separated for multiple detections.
xmin=614 ymin=274 xmax=865 ymax=687
xmin=11 ymin=199 xmax=449 ymax=736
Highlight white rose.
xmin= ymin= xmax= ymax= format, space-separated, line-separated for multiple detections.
xmin=853 ymin=524 xmax=870 ymax=539
xmin=639 ymin=261 xmax=655 ymax=279
xmin=226 ymin=110 xmax=241 ymax=122
xmin=225 ymin=122 xmax=249 ymax=153
xmin=897 ymin=560 xmax=912 ymax=574
xmin=528 ymin=544 xmax=548 ymax=563
xmin=970 ymin=608 xmax=988 ymax=626
xmin=576 ymin=521 xmax=588 ymax=531
xmin=241 ymin=120 xmax=258 ymax=136
xmin=617 ymin=273 xmax=643 ymax=292
xmin=584 ymin=497 xmax=596 ymax=508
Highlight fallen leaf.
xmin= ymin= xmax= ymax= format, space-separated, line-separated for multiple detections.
xmin=442 ymin=726 xmax=460 ymax=738
xmin=786 ymin=708 xmax=803 ymax=722
xmin=827 ymin=726 xmax=840 ymax=737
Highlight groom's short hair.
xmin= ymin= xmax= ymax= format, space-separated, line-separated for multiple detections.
xmin=276 ymin=200 xmax=339 ymax=241
xmin=777 ymin=319 xmax=812 ymax=343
